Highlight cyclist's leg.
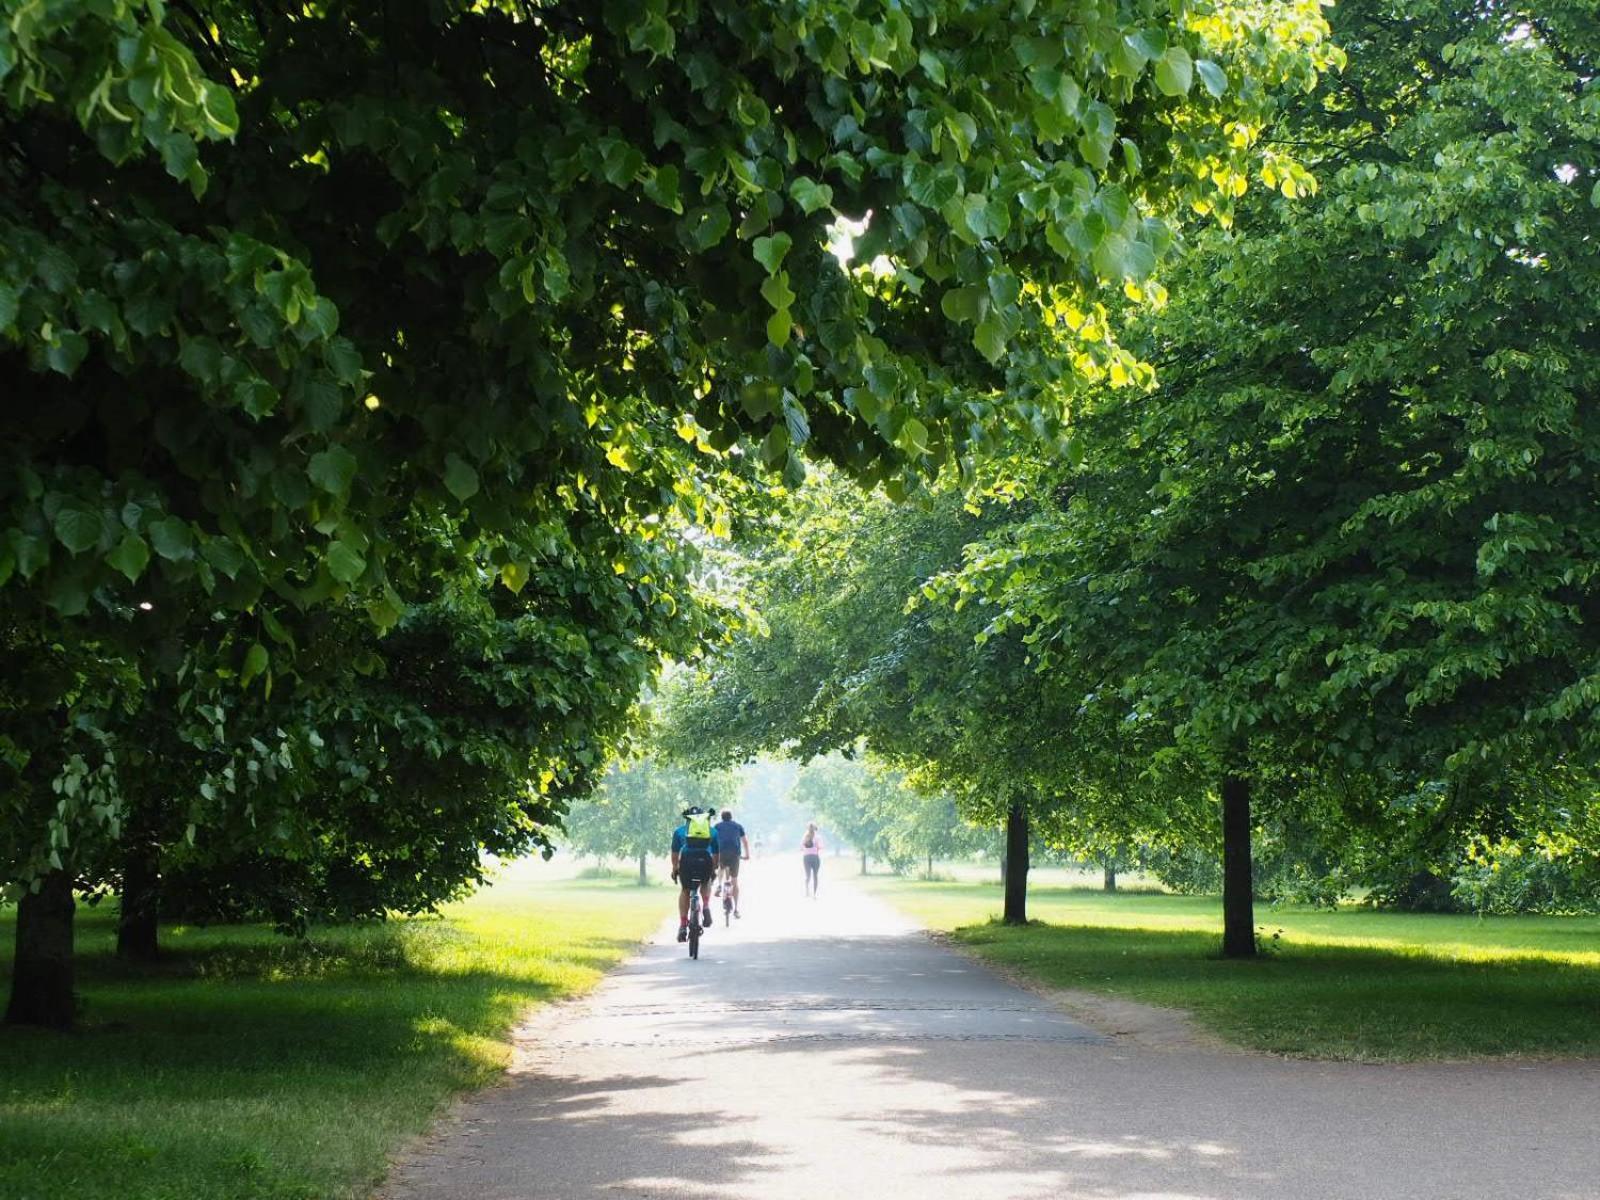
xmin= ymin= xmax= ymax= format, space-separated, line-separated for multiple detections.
xmin=700 ymin=875 xmax=714 ymax=926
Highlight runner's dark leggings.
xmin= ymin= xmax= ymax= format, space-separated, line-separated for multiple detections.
xmin=803 ymin=853 xmax=821 ymax=893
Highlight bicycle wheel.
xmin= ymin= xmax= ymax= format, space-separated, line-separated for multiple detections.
xmin=688 ymin=896 xmax=700 ymax=960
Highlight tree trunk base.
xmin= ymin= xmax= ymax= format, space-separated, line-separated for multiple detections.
xmin=5 ymin=869 xmax=77 ymax=1029
xmin=117 ymin=843 xmax=160 ymax=963
xmin=1221 ymin=774 xmax=1257 ymax=959
xmin=1003 ymin=803 xmax=1029 ymax=925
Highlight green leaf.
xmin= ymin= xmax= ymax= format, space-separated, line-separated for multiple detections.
xmin=308 ymin=446 xmax=359 ymax=498
xmin=753 ymin=233 xmax=793 ymax=274
xmin=501 ymin=561 xmax=529 ymax=593
xmin=783 ymin=396 xmax=811 ymax=448
xmin=0 ymin=282 xmax=17 ymax=328
xmin=766 ymin=307 xmax=793 ymax=346
xmin=47 ymin=574 xmax=89 ymax=617
xmin=1125 ymin=239 xmax=1158 ymax=281
xmin=9 ymin=531 xmax=48 ymax=579
xmin=241 ymin=642 xmax=270 ymax=687
xmin=366 ymin=586 xmax=406 ymax=632
xmin=1154 ymin=48 xmax=1194 ymax=97
xmin=789 ymin=177 xmax=834 ymax=215
xmin=760 ymin=424 xmax=789 ymax=467
xmin=760 ymin=272 xmax=796 ymax=311
xmin=443 ymin=453 xmax=480 ymax=501
xmin=942 ymin=112 xmax=979 ymax=159
xmin=300 ymin=376 xmax=343 ymax=431
xmin=974 ymin=315 xmax=1009 ymax=363
xmin=740 ymin=380 xmax=782 ymax=420
xmin=1196 ymin=59 xmax=1228 ymax=98
xmin=686 ymin=204 xmax=732 ymax=250
xmin=200 ymin=82 xmax=240 ymax=137
xmin=53 ymin=502 xmax=106 ymax=553
xmin=1092 ymin=232 xmax=1131 ymax=279
xmin=644 ymin=165 xmax=683 ymax=213
xmin=106 ymin=532 xmax=151 ymax=583
xmin=325 ymin=539 xmax=367 ymax=583
xmin=895 ymin=417 xmax=931 ymax=456
xmin=628 ymin=12 xmax=675 ymax=58
xmin=940 ymin=286 xmax=988 ymax=324
xmin=599 ymin=138 xmax=645 ymax=187
xmin=46 ymin=331 xmax=88 ymax=376
xmin=202 ymin=537 xmax=247 ymax=579
xmin=149 ymin=517 xmax=194 ymax=562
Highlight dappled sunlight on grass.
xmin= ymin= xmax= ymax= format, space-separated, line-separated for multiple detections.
xmin=866 ymin=876 xmax=1600 ymax=1060
xmin=0 ymin=874 xmax=669 ymax=1200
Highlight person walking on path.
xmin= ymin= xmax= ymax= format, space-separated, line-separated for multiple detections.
xmin=802 ymin=823 xmax=824 ymax=898
xmin=713 ymin=809 xmax=750 ymax=918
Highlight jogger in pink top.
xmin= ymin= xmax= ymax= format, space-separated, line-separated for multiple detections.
xmin=801 ymin=823 xmax=824 ymax=898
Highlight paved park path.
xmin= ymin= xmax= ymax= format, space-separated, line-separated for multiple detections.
xmin=383 ymin=862 xmax=1599 ymax=1200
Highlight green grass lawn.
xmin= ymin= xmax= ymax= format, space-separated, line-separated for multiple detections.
xmin=0 ymin=867 xmax=670 ymax=1200
xmin=862 ymin=875 xmax=1600 ymax=1061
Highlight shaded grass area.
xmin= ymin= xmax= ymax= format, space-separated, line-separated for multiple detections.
xmin=0 ymin=872 xmax=669 ymax=1200
xmin=863 ymin=877 xmax=1600 ymax=1061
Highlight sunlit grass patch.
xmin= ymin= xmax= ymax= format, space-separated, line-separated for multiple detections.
xmin=865 ymin=875 xmax=1600 ymax=1061
xmin=0 ymin=867 xmax=669 ymax=1200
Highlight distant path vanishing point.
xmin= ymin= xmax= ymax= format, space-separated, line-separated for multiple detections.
xmin=382 ymin=860 xmax=1599 ymax=1200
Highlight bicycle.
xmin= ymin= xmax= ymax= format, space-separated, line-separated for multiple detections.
xmin=720 ymin=862 xmax=736 ymax=927
xmin=681 ymin=864 xmax=713 ymax=959
xmin=687 ymin=885 xmax=704 ymax=959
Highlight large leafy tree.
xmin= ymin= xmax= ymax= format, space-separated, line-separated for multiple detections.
xmin=953 ymin=0 xmax=1600 ymax=955
xmin=1 ymin=0 xmax=1337 ymax=1025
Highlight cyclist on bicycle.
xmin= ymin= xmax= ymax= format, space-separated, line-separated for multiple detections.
xmin=713 ymin=808 xmax=750 ymax=918
xmin=671 ymin=806 xmax=717 ymax=943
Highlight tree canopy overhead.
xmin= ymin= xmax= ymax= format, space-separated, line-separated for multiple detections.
xmin=2 ymin=0 xmax=1339 ymax=621
xmin=2 ymin=0 xmax=1344 ymax=1025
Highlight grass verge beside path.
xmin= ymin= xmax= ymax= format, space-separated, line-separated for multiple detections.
xmin=0 ymin=871 xmax=669 ymax=1200
xmin=862 ymin=875 xmax=1600 ymax=1062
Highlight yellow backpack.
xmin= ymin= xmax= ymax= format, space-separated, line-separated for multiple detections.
xmin=684 ymin=811 xmax=713 ymax=844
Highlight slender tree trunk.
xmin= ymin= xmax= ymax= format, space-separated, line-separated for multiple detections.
xmin=1221 ymin=774 xmax=1257 ymax=959
xmin=1103 ymin=862 xmax=1117 ymax=893
xmin=1003 ymin=803 xmax=1029 ymax=925
xmin=859 ymin=848 xmax=867 ymax=876
xmin=926 ymin=852 xmax=933 ymax=880
xmin=117 ymin=840 xmax=160 ymax=962
xmin=5 ymin=869 xmax=76 ymax=1029
xmin=637 ymin=850 xmax=648 ymax=886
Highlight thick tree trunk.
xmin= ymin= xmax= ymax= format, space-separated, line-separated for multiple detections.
xmin=637 ymin=850 xmax=648 ymax=886
xmin=117 ymin=841 xmax=160 ymax=961
xmin=1002 ymin=803 xmax=1029 ymax=925
xmin=1103 ymin=862 xmax=1117 ymax=893
xmin=5 ymin=869 xmax=76 ymax=1029
xmin=1221 ymin=774 xmax=1257 ymax=959
xmin=859 ymin=848 xmax=867 ymax=876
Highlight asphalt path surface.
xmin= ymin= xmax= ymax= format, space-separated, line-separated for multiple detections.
xmin=383 ymin=860 xmax=1599 ymax=1200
